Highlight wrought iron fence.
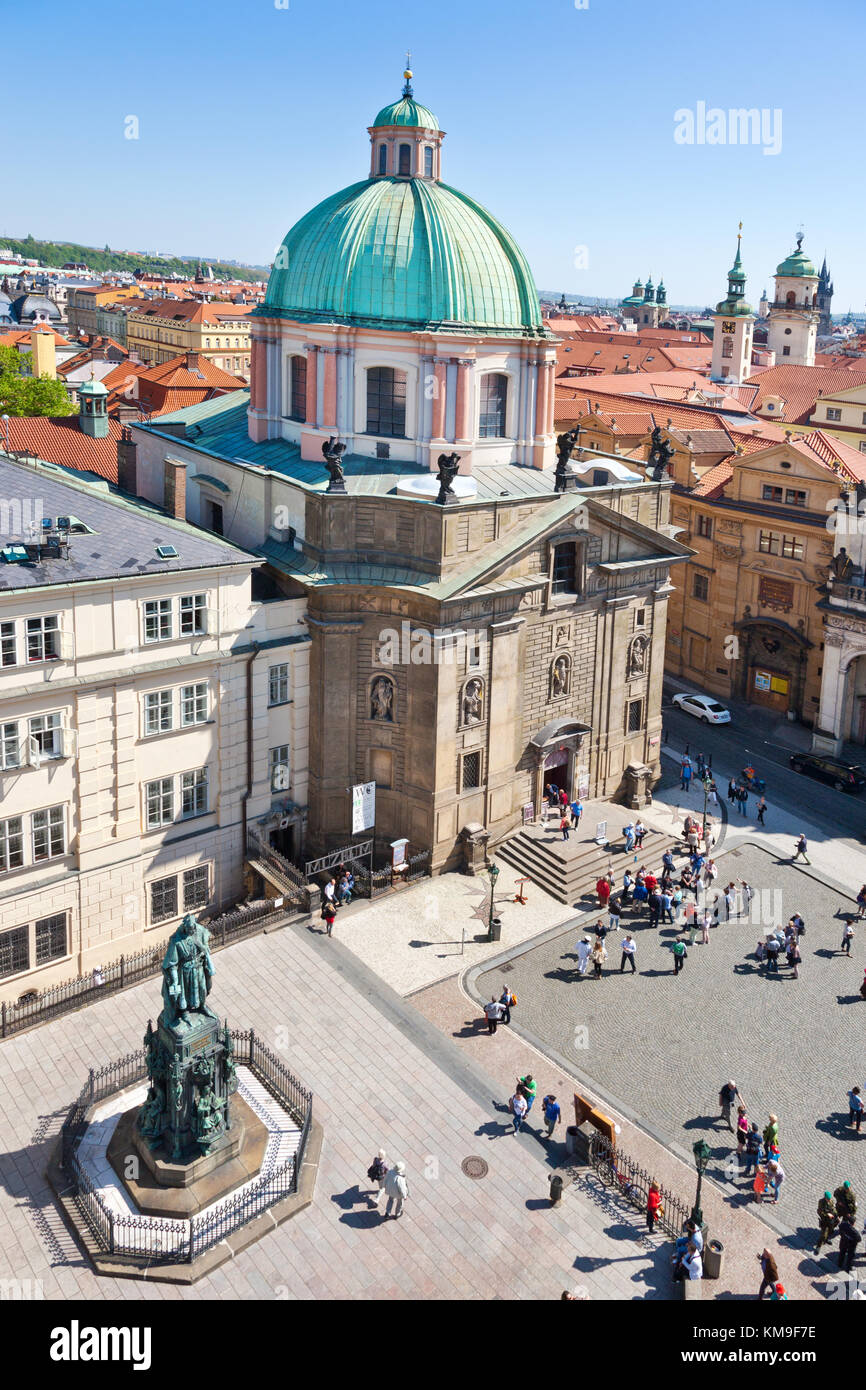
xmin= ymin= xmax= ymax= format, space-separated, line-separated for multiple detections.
xmin=588 ymin=1132 xmax=691 ymax=1239
xmin=1 ymin=899 xmax=296 ymax=1041
xmin=247 ymin=831 xmax=310 ymax=899
xmin=352 ymin=847 xmax=431 ymax=898
xmin=59 ymin=1033 xmax=313 ymax=1266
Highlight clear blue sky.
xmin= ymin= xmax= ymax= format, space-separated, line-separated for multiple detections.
xmin=6 ymin=0 xmax=863 ymax=310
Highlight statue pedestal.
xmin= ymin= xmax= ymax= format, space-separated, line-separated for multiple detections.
xmin=138 ymin=1014 xmax=238 ymax=1165
xmin=110 ymin=1092 xmax=269 ymax=1217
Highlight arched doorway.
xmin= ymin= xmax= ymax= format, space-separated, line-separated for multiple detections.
xmin=843 ymin=654 xmax=866 ymax=745
xmin=734 ymin=617 xmax=812 ymax=717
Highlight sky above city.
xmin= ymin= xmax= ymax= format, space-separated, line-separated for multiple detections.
xmin=7 ymin=0 xmax=863 ymax=310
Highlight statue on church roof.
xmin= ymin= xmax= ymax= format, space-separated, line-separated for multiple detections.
xmin=322 ymin=435 xmax=347 ymax=492
xmin=647 ymin=425 xmax=674 ymax=481
xmin=435 ymin=451 xmax=460 ymax=505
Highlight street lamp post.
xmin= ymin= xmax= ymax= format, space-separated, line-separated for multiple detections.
xmin=691 ymin=1139 xmax=711 ymax=1227
xmin=701 ymin=775 xmax=711 ymax=849
xmin=487 ymin=862 xmax=500 ymax=941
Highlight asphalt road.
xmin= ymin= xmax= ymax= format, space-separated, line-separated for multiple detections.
xmin=661 ymin=688 xmax=865 ymax=853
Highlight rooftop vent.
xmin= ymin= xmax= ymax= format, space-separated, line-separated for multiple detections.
xmin=156 ymin=544 xmax=179 ymax=560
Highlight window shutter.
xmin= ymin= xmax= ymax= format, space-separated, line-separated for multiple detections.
xmin=61 ymin=727 xmax=78 ymax=758
xmin=59 ymin=630 xmax=75 ymax=659
xmin=205 ymin=607 xmax=218 ymax=635
xmin=26 ymin=735 xmax=40 ymax=768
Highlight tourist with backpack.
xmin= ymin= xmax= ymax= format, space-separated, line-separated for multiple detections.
xmin=366 ymin=1149 xmax=388 ymax=1206
xmin=542 ymin=1094 xmax=561 ymax=1138
xmin=499 ymin=985 xmax=516 ymax=1025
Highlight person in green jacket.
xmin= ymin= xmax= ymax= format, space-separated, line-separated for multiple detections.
xmin=763 ymin=1113 xmax=779 ymax=1153
xmin=517 ymin=1074 xmax=537 ymax=1112
xmin=672 ymin=939 xmax=687 ymax=975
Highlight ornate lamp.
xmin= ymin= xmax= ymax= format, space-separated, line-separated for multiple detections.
xmin=691 ymin=1139 xmax=711 ymax=1227
xmin=487 ymin=862 xmax=500 ymax=940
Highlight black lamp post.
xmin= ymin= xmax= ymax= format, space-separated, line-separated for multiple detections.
xmin=487 ymin=862 xmax=500 ymax=941
xmin=701 ymin=775 xmax=712 ymax=849
xmin=691 ymin=1139 xmax=711 ymax=1226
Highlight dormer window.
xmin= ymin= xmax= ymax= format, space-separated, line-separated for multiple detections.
xmin=378 ymin=143 xmax=387 ymax=175
xmin=398 ymin=143 xmax=411 ymax=176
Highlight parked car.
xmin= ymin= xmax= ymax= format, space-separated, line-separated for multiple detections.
xmin=788 ymin=752 xmax=866 ymax=794
xmin=671 ymin=693 xmax=732 ymax=725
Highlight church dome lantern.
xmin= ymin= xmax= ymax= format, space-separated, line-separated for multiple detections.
xmin=369 ymin=59 xmax=444 ymax=181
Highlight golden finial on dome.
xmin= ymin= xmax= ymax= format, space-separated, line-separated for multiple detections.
xmin=402 ymin=52 xmax=413 ymax=98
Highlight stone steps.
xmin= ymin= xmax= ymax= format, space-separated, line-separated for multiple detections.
xmin=496 ymin=824 xmax=678 ymax=906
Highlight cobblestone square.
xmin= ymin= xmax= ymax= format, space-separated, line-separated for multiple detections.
xmin=476 ymin=841 xmax=866 ymax=1242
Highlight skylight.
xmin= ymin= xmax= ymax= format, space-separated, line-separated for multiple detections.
xmin=155 ymin=544 xmax=179 ymax=560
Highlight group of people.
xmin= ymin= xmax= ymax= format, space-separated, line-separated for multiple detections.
xmin=755 ymin=915 xmax=805 ymax=976
xmin=542 ymin=782 xmax=582 ymax=838
xmin=320 ymin=865 xmax=356 ymax=933
xmin=481 ymin=983 xmax=518 ymax=1034
xmin=815 ymin=1181 xmax=862 ymax=1270
xmin=717 ymin=1083 xmax=786 ymax=1203
xmin=366 ymin=1149 xmax=409 ymax=1218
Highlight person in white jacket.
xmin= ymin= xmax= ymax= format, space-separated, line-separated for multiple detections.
xmin=576 ymin=937 xmax=591 ymax=977
xmin=383 ymin=1161 xmax=409 ymax=1219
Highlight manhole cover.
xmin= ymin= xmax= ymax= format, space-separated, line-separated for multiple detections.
xmin=500 ymin=962 xmax=515 ymax=973
xmin=461 ymin=1156 xmax=489 ymax=1179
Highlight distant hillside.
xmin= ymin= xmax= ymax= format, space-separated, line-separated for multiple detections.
xmin=1 ymin=234 xmax=267 ymax=283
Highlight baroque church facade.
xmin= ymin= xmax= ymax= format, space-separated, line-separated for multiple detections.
xmin=128 ymin=69 xmax=689 ymax=871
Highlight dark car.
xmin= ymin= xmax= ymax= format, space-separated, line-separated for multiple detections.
xmin=788 ymin=753 xmax=866 ymax=794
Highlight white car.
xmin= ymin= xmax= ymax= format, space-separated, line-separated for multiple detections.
xmin=671 ymin=693 xmax=732 ymax=725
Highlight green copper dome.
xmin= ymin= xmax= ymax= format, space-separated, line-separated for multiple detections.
xmin=372 ymin=96 xmax=440 ymax=130
xmin=263 ymin=176 xmax=546 ymax=336
xmin=776 ymin=247 xmax=816 ymax=278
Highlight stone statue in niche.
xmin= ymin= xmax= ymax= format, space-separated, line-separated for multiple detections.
xmin=370 ymin=676 xmax=394 ymax=722
xmin=628 ymin=635 xmax=648 ymax=678
xmin=462 ymin=679 xmax=483 ymax=725
xmin=551 ymin=655 xmax=571 ymax=698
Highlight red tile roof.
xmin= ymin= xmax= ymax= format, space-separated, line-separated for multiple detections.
xmin=128 ymin=299 xmax=254 ymax=325
xmin=0 ymin=328 xmax=74 ymax=349
xmin=102 ymin=351 xmax=245 ymax=416
xmin=2 ymin=414 xmax=120 ymax=482
xmin=745 ymin=362 xmax=866 ymax=423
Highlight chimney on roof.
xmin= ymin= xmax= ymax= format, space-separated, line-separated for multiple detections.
xmin=117 ymin=425 xmax=139 ymax=494
xmin=30 ymin=327 xmax=56 ymax=379
xmin=164 ymin=457 xmax=187 ymax=521
xmin=185 ymin=352 xmax=202 ymax=369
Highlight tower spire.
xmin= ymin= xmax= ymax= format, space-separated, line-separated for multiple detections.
xmin=402 ymin=51 xmax=413 ymax=98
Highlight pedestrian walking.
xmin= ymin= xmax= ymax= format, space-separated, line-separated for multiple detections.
xmin=724 ymin=884 xmax=735 ymax=921
xmin=743 ymin=1123 xmax=762 ymax=1176
xmin=322 ymin=899 xmax=337 ymax=935
xmin=570 ymin=799 xmax=582 ymax=830
xmin=366 ymin=1149 xmax=389 ymax=1205
xmin=621 ymin=869 xmax=633 ymax=904
xmin=736 ymin=1105 xmax=749 ymax=1153
xmin=542 ymin=1093 xmax=561 ymax=1138
xmin=620 ymin=934 xmax=637 ymax=974
xmin=559 ymin=813 xmax=570 ymax=842
xmin=757 ymin=796 xmax=767 ymax=825
xmin=634 ymin=819 xmax=647 ymax=849
xmin=659 ymin=889 xmax=674 ymax=923
xmin=672 ymin=938 xmax=687 ymax=975
xmin=857 ymin=884 xmax=866 ymax=919
xmin=624 ymin=822 xmax=635 ymax=853
xmin=757 ymin=1248 xmax=779 ymax=1299
xmin=737 ymin=784 xmax=748 ymax=817
xmin=848 ymin=1086 xmax=864 ymax=1131
xmin=727 ymin=777 xmax=737 ymax=803
xmin=814 ymin=1191 xmax=839 ymax=1253
xmin=841 ymin=920 xmax=855 ymax=955
xmin=838 ymin=1215 xmax=861 ymax=1272
xmin=382 ymin=1161 xmax=409 ymax=1218
xmin=700 ymin=909 xmax=711 ymax=945
xmin=648 ymin=890 xmax=661 ymax=928
xmin=509 ymin=1089 xmax=528 ymax=1133
xmin=576 ymin=936 xmax=591 ymax=977
xmin=764 ymin=935 xmax=781 ymax=973
xmin=681 ymin=761 xmax=692 ymax=792
xmin=763 ymin=1114 xmax=779 ymax=1153
xmin=787 ymin=937 xmax=801 ymax=978
xmin=646 ymin=1181 xmax=663 ymax=1233
xmin=793 ymin=833 xmax=810 ymax=863
xmin=718 ymin=1080 xmax=742 ymax=1130
xmin=483 ymin=997 xmax=504 ymax=1035
xmin=498 ymin=985 xmax=514 ymax=1025
xmin=708 ymin=780 xmax=719 ymax=809
xmin=518 ymin=1074 xmax=537 ymax=1112
xmin=591 ymin=938 xmax=607 ymax=979
xmin=607 ymin=896 xmax=622 ymax=933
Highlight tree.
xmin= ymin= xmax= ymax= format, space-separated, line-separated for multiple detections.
xmin=0 ymin=346 xmax=75 ymax=417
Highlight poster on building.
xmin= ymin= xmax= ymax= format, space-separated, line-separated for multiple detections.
xmin=522 ymin=803 xmax=535 ymax=825
xmin=351 ymin=781 xmax=376 ymax=834
xmin=391 ymin=837 xmax=408 ymax=868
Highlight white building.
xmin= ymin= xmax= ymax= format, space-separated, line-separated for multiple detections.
xmin=766 ymin=235 xmax=819 ymax=368
xmin=0 ymin=456 xmax=308 ymax=1003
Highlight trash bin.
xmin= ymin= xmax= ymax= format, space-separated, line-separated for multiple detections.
xmin=489 ymin=917 xmax=502 ymax=942
xmin=565 ymin=1125 xmax=580 ymax=1156
xmin=704 ymin=1239 xmax=724 ymax=1280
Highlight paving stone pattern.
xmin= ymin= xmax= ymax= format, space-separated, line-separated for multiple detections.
xmin=476 ymin=841 xmax=866 ymax=1243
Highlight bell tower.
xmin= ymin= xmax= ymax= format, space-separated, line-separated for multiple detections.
xmin=710 ymin=225 xmax=754 ymax=384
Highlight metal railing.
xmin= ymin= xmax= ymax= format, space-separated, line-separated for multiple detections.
xmin=247 ymin=830 xmax=308 ymax=895
xmin=60 ymin=1033 xmax=313 ymax=1265
xmin=588 ymin=1132 xmax=691 ymax=1240
xmin=1 ymin=899 xmax=294 ymax=1042
xmin=352 ymin=847 xmax=432 ymax=898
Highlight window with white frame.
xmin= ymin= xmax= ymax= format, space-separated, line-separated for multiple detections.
xmin=180 ymin=683 xmax=208 ymax=726
xmin=0 ymin=816 xmax=23 ymax=872
xmin=0 ymin=621 xmax=16 ymax=666
xmin=144 ymin=690 xmax=173 ymax=736
xmin=180 ymin=768 xmax=209 ymax=818
xmin=29 ymin=712 xmax=62 ymax=759
xmin=144 ymin=599 xmax=172 ymax=643
xmin=268 ymin=664 xmax=290 ymax=706
xmin=146 ymin=777 xmax=174 ymax=829
xmin=0 ymin=722 xmax=19 ymax=770
xmin=26 ymin=615 xmax=60 ymax=662
xmin=32 ymin=805 xmax=65 ymax=861
xmin=269 ymin=745 xmax=290 ymax=792
xmin=183 ymin=865 xmax=209 ymax=910
xmin=180 ymin=594 xmax=207 ymax=635
xmin=150 ymin=874 xmax=178 ymax=924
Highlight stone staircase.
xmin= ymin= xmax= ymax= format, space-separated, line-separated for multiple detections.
xmin=496 ymin=821 xmax=679 ymax=907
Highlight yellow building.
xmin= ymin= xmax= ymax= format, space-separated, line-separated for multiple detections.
xmin=811 ymin=381 xmax=866 ymax=455
xmin=125 ymin=300 xmax=252 ymax=379
xmin=66 ymin=284 xmax=143 ymax=339
xmin=651 ymin=424 xmax=866 ymax=721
